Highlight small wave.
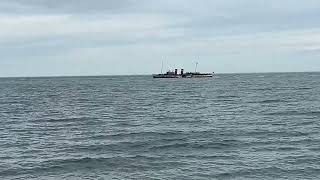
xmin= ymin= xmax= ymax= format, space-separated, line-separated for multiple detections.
xmin=296 ymin=87 xmax=313 ymax=90
xmin=40 ymin=116 xmax=96 ymax=123
xmin=149 ymin=140 xmax=241 ymax=151
xmin=216 ymin=95 xmax=239 ymax=98
xmin=281 ymin=155 xmax=320 ymax=165
xmin=0 ymin=155 xmax=162 ymax=177
xmin=253 ymin=146 xmax=301 ymax=152
xmin=0 ymin=101 xmax=23 ymax=105
xmin=250 ymin=88 xmax=274 ymax=91
xmin=216 ymin=166 xmax=320 ymax=179
xmin=309 ymin=147 xmax=320 ymax=152
xmin=216 ymin=166 xmax=286 ymax=179
xmin=246 ymin=130 xmax=310 ymax=138
xmin=105 ymin=131 xmax=186 ymax=138
xmin=265 ymin=111 xmax=320 ymax=116
xmin=294 ymin=120 xmax=316 ymax=126
xmin=277 ymin=147 xmax=301 ymax=151
xmin=259 ymin=99 xmax=284 ymax=103
xmin=181 ymin=154 xmax=236 ymax=160
xmin=247 ymin=99 xmax=285 ymax=104
xmin=214 ymin=99 xmax=237 ymax=102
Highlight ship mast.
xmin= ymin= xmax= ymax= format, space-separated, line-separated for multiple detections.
xmin=195 ymin=62 xmax=198 ymax=73
xmin=161 ymin=60 xmax=164 ymax=74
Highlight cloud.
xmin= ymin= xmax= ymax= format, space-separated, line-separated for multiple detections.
xmin=0 ymin=13 xmax=188 ymax=44
xmin=0 ymin=0 xmax=136 ymax=15
xmin=0 ymin=0 xmax=320 ymax=76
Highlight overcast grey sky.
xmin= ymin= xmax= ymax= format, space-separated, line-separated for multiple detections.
xmin=0 ymin=0 xmax=320 ymax=77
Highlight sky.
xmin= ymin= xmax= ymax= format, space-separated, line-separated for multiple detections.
xmin=0 ymin=0 xmax=320 ymax=77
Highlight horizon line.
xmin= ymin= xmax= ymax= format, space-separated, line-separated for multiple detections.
xmin=0 ymin=70 xmax=319 ymax=79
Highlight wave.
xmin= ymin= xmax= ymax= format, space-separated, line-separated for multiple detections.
xmin=216 ymin=95 xmax=240 ymax=98
xmin=296 ymin=87 xmax=313 ymax=90
xmin=149 ymin=140 xmax=241 ymax=151
xmin=248 ymin=99 xmax=286 ymax=104
xmin=0 ymin=155 xmax=163 ymax=178
xmin=259 ymin=99 xmax=285 ymax=103
xmin=253 ymin=146 xmax=301 ymax=152
xmin=216 ymin=166 xmax=320 ymax=179
xmin=38 ymin=116 xmax=97 ymax=123
xmin=265 ymin=111 xmax=320 ymax=116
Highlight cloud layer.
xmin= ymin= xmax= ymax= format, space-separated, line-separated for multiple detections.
xmin=0 ymin=0 xmax=320 ymax=76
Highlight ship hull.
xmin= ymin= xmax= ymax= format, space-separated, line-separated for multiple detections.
xmin=191 ymin=74 xmax=213 ymax=78
xmin=153 ymin=74 xmax=181 ymax=78
xmin=153 ymin=73 xmax=213 ymax=78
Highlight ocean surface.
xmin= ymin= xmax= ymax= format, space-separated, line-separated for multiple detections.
xmin=0 ymin=72 xmax=320 ymax=180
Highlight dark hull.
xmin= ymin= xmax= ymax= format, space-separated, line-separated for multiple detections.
xmin=153 ymin=74 xmax=181 ymax=78
xmin=153 ymin=73 xmax=213 ymax=78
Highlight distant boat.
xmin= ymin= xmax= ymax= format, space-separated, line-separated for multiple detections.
xmin=153 ymin=70 xmax=214 ymax=78
xmin=153 ymin=62 xmax=214 ymax=78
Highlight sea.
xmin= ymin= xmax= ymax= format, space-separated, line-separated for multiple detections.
xmin=0 ymin=72 xmax=320 ymax=180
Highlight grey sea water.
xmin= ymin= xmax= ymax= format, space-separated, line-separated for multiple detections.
xmin=0 ymin=72 xmax=320 ymax=179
